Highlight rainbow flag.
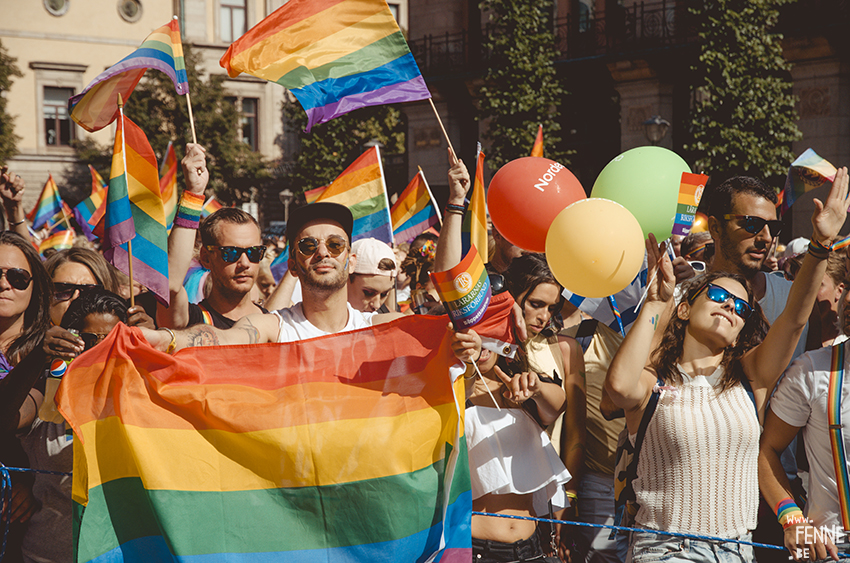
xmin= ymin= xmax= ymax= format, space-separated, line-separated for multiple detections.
xmin=57 ymin=320 xmax=471 ymax=563
xmin=38 ymin=229 xmax=75 ymax=255
xmin=782 ymin=148 xmax=837 ymax=215
xmin=69 ymin=18 xmax=189 ymax=133
xmin=672 ymin=172 xmax=708 ymax=237
xmin=530 ymin=124 xmax=543 ymax=157
xmin=270 ymin=245 xmax=290 ymax=283
xmin=73 ymin=167 xmax=108 ymax=241
xmin=26 ymin=174 xmax=65 ymax=231
xmin=159 ymin=141 xmax=178 ymax=231
xmin=201 ymin=196 xmax=223 ymax=219
xmin=100 ymin=113 xmax=170 ymax=305
xmin=430 ymin=245 xmax=491 ymax=329
xmin=316 ymin=145 xmax=393 ymax=243
xmin=304 ymin=184 xmax=328 ymax=204
xmin=391 ymin=170 xmax=441 ymax=244
xmin=461 ymin=144 xmax=489 ymax=263
xmin=220 ymin=0 xmax=431 ymax=132
xmin=88 ymin=164 xmax=107 ymax=196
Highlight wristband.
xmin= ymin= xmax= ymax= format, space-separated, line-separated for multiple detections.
xmin=161 ymin=327 xmax=177 ymax=355
xmin=775 ymin=497 xmax=806 ymax=528
xmin=445 ymin=203 xmax=465 ymax=216
xmin=808 ymin=240 xmax=831 ymax=260
xmin=174 ymin=191 xmax=205 ymax=229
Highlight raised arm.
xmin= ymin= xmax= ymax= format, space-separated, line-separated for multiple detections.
xmin=0 ymin=168 xmax=32 ymax=241
xmin=744 ymin=167 xmax=850 ymax=402
xmin=157 ymin=144 xmax=209 ymax=329
xmin=605 ymin=235 xmax=675 ymax=427
xmin=433 ymin=148 xmax=469 ymax=273
xmin=143 ymin=311 xmax=279 ymax=352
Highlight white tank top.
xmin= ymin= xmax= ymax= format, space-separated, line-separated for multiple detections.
xmin=633 ymin=368 xmax=759 ymax=537
xmin=272 ymin=302 xmax=375 ymax=343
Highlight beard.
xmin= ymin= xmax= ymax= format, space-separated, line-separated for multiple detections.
xmin=718 ymin=231 xmax=766 ymax=279
xmin=297 ymin=258 xmax=347 ymax=293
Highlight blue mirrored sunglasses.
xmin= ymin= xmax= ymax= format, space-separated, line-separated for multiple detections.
xmin=691 ymin=283 xmax=752 ymax=320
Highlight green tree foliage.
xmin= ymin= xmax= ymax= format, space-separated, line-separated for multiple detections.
xmin=280 ymin=96 xmax=406 ymax=196
xmin=687 ymin=0 xmax=801 ymax=182
xmin=0 ymin=40 xmax=23 ymax=165
xmin=68 ymin=45 xmax=270 ymax=205
xmin=477 ymin=0 xmax=567 ymax=169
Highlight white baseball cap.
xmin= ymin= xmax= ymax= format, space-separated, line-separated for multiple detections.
xmin=351 ymin=238 xmax=397 ymax=277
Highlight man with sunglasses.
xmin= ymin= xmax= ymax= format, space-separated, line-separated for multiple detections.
xmin=158 ymin=144 xmax=268 ymax=330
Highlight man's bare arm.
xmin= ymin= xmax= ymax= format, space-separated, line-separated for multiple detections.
xmin=142 ymin=312 xmax=278 ymax=352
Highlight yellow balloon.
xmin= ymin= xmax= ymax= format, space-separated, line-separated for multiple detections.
xmin=546 ymin=198 xmax=645 ymax=298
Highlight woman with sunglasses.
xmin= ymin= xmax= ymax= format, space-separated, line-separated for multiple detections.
xmin=606 ymin=168 xmax=850 ymax=563
xmin=42 ymin=248 xmax=153 ymax=359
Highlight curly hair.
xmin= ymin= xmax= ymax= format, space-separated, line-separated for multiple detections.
xmin=650 ymin=271 xmax=769 ymax=393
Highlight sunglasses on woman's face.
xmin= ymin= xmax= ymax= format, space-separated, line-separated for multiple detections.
xmin=0 ymin=268 xmax=32 ymax=291
xmin=206 ymin=245 xmax=266 ymax=264
xmin=691 ymin=283 xmax=753 ymax=320
xmin=53 ymin=283 xmax=99 ymax=302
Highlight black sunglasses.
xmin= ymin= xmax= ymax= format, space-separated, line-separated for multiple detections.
xmin=723 ymin=215 xmax=783 ymax=237
xmin=53 ymin=282 xmax=99 ymax=302
xmin=206 ymin=245 xmax=266 ymax=264
xmin=296 ymin=235 xmax=348 ymax=257
xmin=80 ymin=332 xmax=109 ymax=351
xmin=0 ymin=268 xmax=32 ymax=291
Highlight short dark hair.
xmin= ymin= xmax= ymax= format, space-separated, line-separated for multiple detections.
xmin=60 ymin=287 xmax=129 ymax=331
xmin=706 ymin=176 xmax=778 ymax=220
xmin=200 ymin=208 xmax=260 ymax=247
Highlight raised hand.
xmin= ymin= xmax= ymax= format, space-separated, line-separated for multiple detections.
xmin=644 ymin=234 xmax=676 ymax=304
xmin=447 ymin=147 xmax=470 ymax=205
xmin=812 ymin=166 xmax=850 ymax=245
xmin=181 ymin=143 xmax=209 ymax=195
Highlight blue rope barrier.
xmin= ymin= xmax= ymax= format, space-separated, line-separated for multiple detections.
xmin=472 ymin=511 xmax=850 ymax=558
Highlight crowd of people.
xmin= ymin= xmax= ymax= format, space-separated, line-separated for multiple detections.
xmin=1 ymin=147 xmax=850 ymax=563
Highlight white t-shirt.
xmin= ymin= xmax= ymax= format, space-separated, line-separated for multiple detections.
xmin=272 ymin=302 xmax=376 ymax=343
xmin=770 ymin=345 xmax=850 ymax=529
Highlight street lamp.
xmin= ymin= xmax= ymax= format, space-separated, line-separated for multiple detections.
xmin=363 ymin=138 xmax=384 ymax=151
xmin=279 ymin=188 xmax=294 ymax=224
xmin=643 ymin=115 xmax=670 ymax=146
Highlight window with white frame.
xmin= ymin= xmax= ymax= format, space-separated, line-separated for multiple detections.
xmin=44 ymin=86 xmax=75 ymax=147
xmin=220 ymin=0 xmax=247 ymax=43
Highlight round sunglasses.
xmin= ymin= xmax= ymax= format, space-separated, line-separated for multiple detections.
xmin=295 ymin=235 xmax=348 ymax=257
xmin=205 ymin=245 xmax=266 ymax=264
xmin=690 ymin=282 xmax=753 ymax=320
xmin=0 ymin=268 xmax=33 ymax=291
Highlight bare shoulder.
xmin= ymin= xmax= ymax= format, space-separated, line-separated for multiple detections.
xmin=233 ymin=312 xmax=280 ymax=343
xmin=372 ymin=312 xmax=405 ymax=325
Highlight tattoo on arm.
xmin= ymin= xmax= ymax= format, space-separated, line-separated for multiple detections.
xmin=185 ymin=326 xmax=221 ymax=348
xmin=650 ymin=314 xmax=659 ymax=330
xmin=239 ymin=317 xmax=260 ymax=345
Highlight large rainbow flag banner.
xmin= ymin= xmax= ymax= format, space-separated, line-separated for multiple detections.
xmin=430 ymin=245 xmax=491 ymax=329
xmin=57 ymin=320 xmax=472 ymax=563
xmin=782 ymin=148 xmax=838 ymax=215
xmin=391 ymin=170 xmax=441 ymax=244
xmin=530 ymin=124 xmax=544 ymax=157
xmin=316 ymin=145 xmax=393 ymax=243
xmin=159 ymin=141 xmax=179 ymax=231
xmin=219 ymin=0 xmax=431 ymax=132
xmin=69 ymin=18 xmax=189 ymax=133
xmin=26 ymin=174 xmax=65 ymax=230
xmin=100 ymin=113 xmax=170 ymax=304
xmin=461 ymin=144 xmax=489 ymax=263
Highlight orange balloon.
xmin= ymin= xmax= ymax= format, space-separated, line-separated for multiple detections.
xmin=488 ymin=157 xmax=586 ymax=252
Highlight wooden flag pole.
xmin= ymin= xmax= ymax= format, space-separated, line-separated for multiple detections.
xmin=429 ymin=99 xmax=456 ymax=156
xmin=185 ymin=93 xmax=198 ymax=145
xmin=117 ymin=93 xmax=136 ymax=309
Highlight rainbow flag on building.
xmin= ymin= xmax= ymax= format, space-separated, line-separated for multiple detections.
xmin=316 ymin=145 xmax=393 ymax=243
xmin=99 ymin=112 xmax=170 ymax=305
xmin=26 ymin=174 xmax=65 ymax=231
xmin=530 ymin=124 xmax=543 ymax=157
xmin=57 ymin=320 xmax=471 ymax=563
xmin=782 ymin=148 xmax=838 ymax=215
xmin=461 ymin=144 xmax=489 ymax=263
xmin=200 ymin=196 xmax=223 ymax=219
xmin=69 ymin=18 xmax=189 ymax=133
xmin=430 ymin=244 xmax=491 ymax=329
xmin=391 ymin=170 xmax=441 ymax=244
xmin=220 ymin=0 xmax=431 ymax=132
xmin=159 ymin=141 xmax=178 ymax=231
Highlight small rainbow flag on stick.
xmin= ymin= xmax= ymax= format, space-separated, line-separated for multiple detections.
xmin=201 ymin=196 xmax=222 ymax=218
xmin=27 ymin=174 xmax=65 ymax=231
xmin=672 ymin=172 xmax=708 ymax=237
xmin=430 ymin=245 xmax=491 ymax=330
xmin=38 ymin=229 xmax=75 ymax=256
xmin=782 ymin=148 xmax=837 ymax=215
xmin=220 ymin=0 xmax=431 ymax=132
xmin=88 ymin=164 xmax=107 ymax=196
xmin=57 ymin=320 xmax=471 ymax=563
xmin=461 ymin=143 xmax=489 ymax=263
xmin=530 ymin=124 xmax=544 ymax=157
xmin=391 ymin=169 xmax=441 ymax=244
xmin=159 ymin=141 xmax=178 ymax=230
xmin=74 ymin=167 xmax=108 ymax=241
xmin=69 ymin=18 xmax=189 ymax=133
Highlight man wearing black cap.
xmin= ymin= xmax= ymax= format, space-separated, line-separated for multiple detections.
xmin=158 ymin=144 xmax=267 ymax=330
xmin=143 ymin=200 xmax=402 ymax=351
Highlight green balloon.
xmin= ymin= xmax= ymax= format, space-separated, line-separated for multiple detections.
xmin=590 ymin=147 xmax=691 ymax=241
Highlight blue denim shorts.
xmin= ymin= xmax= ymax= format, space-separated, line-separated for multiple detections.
xmin=627 ymin=530 xmax=754 ymax=563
